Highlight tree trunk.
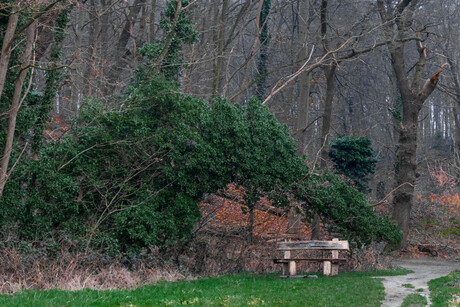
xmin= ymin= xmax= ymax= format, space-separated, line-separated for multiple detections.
xmin=391 ymin=73 xmax=442 ymax=248
xmin=392 ymin=105 xmax=418 ymax=245
xmin=211 ymin=0 xmax=228 ymax=99
xmin=446 ymin=56 xmax=460 ymax=160
xmin=295 ymin=71 xmax=311 ymax=156
xmin=452 ymin=105 xmax=460 ymax=160
xmin=319 ymin=65 xmax=337 ymax=166
xmin=87 ymin=7 xmax=101 ymax=97
xmin=376 ymin=0 xmax=443 ymax=249
xmin=311 ymin=0 xmax=337 ymax=240
xmin=294 ymin=0 xmax=311 ymax=157
xmin=286 ymin=206 xmax=302 ymax=239
xmin=255 ymin=0 xmax=271 ymax=101
xmin=248 ymin=207 xmax=254 ymax=244
xmin=310 ymin=65 xmax=336 ymax=240
xmin=0 ymin=12 xmax=19 ymax=102
xmin=0 ymin=21 xmax=37 ymax=198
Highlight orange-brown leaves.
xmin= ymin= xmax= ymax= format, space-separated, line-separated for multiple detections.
xmin=200 ymin=184 xmax=311 ymax=239
xmin=430 ymin=167 xmax=456 ymax=190
xmin=43 ymin=115 xmax=70 ymax=141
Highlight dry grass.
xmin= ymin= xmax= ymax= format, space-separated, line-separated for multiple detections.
xmin=0 ymin=246 xmax=192 ymax=294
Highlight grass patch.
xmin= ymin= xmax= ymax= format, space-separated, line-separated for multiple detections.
xmin=403 ymin=283 xmax=415 ymax=288
xmin=336 ymin=268 xmax=413 ymax=278
xmin=0 ymin=270 xmax=411 ymax=307
xmin=416 ymin=288 xmax=424 ymax=292
xmin=401 ymin=293 xmax=427 ymax=307
xmin=428 ymin=270 xmax=460 ymax=307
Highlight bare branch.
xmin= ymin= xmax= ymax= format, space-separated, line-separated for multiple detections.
xmin=410 ymin=31 xmax=426 ymax=92
xmin=262 ymin=46 xmax=316 ymax=105
xmin=5 ymin=142 xmax=29 ymax=180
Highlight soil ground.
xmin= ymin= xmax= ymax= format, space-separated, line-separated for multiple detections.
xmin=378 ymin=258 xmax=460 ymax=307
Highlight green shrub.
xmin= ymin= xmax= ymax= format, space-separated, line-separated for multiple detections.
xmin=329 ymin=135 xmax=378 ymax=192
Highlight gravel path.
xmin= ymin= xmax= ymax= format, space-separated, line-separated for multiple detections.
xmin=378 ymin=258 xmax=460 ymax=307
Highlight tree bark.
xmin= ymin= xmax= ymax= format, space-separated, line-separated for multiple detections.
xmin=319 ymin=65 xmax=337 ymax=166
xmin=211 ymin=0 xmax=229 ymax=99
xmin=87 ymin=6 xmax=101 ymax=97
xmin=295 ymin=71 xmax=311 ymax=157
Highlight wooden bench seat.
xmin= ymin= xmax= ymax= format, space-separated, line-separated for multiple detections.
xmin=273 ymin=258 xmax=347 ymax=264
xmin=273 ymin=238 xmax=349 ymax=278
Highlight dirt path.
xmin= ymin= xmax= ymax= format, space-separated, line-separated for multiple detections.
xmin=378 ymin=258 xmax=460 ymax=307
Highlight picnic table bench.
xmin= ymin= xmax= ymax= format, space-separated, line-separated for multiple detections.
xmin=273 ymin=238 xmax=349 ymax=278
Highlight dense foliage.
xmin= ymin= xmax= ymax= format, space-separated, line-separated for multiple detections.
xmin=137 ymin=0 xmax=198 ymax=80
xmin=329 ymin=135 xmax=378 ymax=192
xmin=0 ymin=80 xmax=299 ymax=252
xmin=0 ymin=0 xmax=401 ymax=254
xmin=0 ymin=85 xmax=401 ymax=252
xmin=0 ymin=74 xmax=402 ymax=252
xmin=296 ymin=171 xmax=402 ymax=245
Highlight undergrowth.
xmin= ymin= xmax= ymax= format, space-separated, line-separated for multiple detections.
xmin=0 ymin=230 xmax=395 ymax=294
xmin=0 ymin=245 xmax=190 ymax=294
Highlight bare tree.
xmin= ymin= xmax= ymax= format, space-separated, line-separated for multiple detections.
xmin=377 ymin=0 xmax=444 ymax=248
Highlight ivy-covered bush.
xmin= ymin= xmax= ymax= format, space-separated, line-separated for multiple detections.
xmin=0 ymin=78 xmax=402 ymax=253
xmin=0 ymin=75 xmax=305 ymax=252
xmin=296 ymin=170 xmax=402 ymax=245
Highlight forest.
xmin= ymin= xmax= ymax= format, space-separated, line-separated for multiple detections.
xmin=0 ymin=0 xmax=459 ymax=293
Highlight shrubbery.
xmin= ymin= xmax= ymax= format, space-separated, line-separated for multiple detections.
xmin=0 ymin=77 xmax=402 ymax=252
xmin=0 ymin=0 xmax=401 ymax=255
xmin=297 ymin=170 xmax=402 ymax=245
xmin=329 ymin=135 xmax=378 ymax=192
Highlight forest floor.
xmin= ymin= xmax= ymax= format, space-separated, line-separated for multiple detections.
xmin=379 ymin=258 xmax=460 ymax=306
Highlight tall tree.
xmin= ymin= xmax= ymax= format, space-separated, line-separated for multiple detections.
xmin=293 ymin=0 xmax=312 ymax=157
xmin=0 ymin=20 xmax=37 ymax=198
xmin=318 ymin=0 xmax=337 ymax=168
xmin=377 ymin=0 xmax=443 ymax=248
xmin=255 ymin=0 xmax=271 ymax=100
xmin=0 ymin=0 xmax=63 ymax=198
